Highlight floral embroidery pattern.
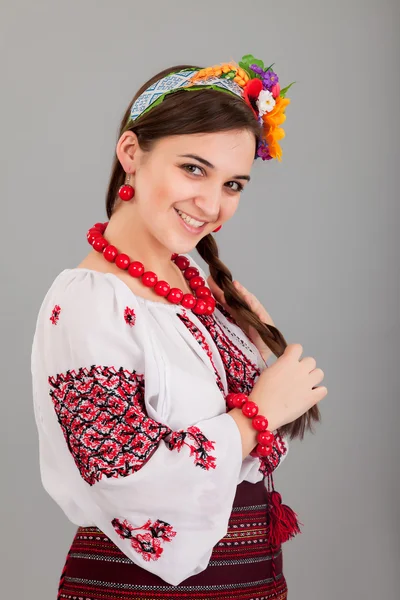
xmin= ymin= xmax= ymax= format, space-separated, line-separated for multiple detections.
xmin=177 ymin=312 xmax=224 ymax=393
xmin=197 ymin=314 xmax=261 ymax=396
xmin=124 ymin=306 xmax=136 ymax=327
xmin=112 ymin=517 xmax=176 ymax=561
xmin=168 ymin=425 xmax=217 ymax=470
xmin=48 ymin=365 xmax=171 ymax=485
xmin=50 ymin=304 xmax=61 ymax=325
xmin=192 ymin=312 xmax=287 ymax=476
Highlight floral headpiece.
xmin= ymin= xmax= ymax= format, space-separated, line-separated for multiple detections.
xmin=127 ymin=54 xmax=294 ymax=162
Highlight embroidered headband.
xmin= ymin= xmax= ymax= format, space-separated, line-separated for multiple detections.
xmin=127 ymin=54 xmax=294 ymax=162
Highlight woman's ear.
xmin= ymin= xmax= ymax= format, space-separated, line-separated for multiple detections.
xmin=116 ymin=131 xmax=140 ymax=174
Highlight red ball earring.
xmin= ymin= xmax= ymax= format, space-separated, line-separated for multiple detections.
xmin=213 ymin=225 xmax=222 ymax=233
xmin=118 ymin=173 xmax=135 ymax=201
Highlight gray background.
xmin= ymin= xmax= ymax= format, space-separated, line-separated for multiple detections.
xmin=1 ymin=0 xmax=399 ymax=598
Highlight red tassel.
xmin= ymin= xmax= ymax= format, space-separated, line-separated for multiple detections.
xmin=266 ymin=490 xmax=302 ymax=548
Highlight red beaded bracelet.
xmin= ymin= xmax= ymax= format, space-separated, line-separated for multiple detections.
xmin=226 ymin=392 xmax=275 ymax=457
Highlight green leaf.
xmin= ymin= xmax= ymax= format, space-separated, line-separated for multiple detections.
xmin=280 ymin=81 xmax=296 ymax=97
xmin=240 ymin=54 xmax=264 ymax=72
xmin=251 ymin=58 xmax=265 ymax=69
xmin=238 ymin=61 xmax=252 ymax=77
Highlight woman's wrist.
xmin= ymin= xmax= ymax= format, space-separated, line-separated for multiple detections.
xmin=227 ymin=408 xmax=258 ymax=459
xmin=226 ymin=392 xmax=278 ymax=460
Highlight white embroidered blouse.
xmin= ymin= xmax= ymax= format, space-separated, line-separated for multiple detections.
xmin=31 ymin=253 xmax=288 ymax=586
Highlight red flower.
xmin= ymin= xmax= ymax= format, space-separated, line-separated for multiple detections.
xmin=243 ymin=78 xmax=263 ymax=118
xmin=50 ymin=304 xmax=61 ymax=325
xmin=112 ymin=517 xmax=176 ymax=562
xmin=124 ymin=306 xmax=136 ymax=327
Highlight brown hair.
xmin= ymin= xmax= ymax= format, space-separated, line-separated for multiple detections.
xmin=105 ymin=65 xmax=320 ymax=440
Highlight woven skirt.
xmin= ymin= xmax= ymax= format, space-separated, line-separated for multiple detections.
xmin=57 ymin=480 xmax=287 ymax=600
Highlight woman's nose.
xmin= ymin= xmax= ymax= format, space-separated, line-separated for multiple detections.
xmin=193 ymin=187 xmax=221 ymax=222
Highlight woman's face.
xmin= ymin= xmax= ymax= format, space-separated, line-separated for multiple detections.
xmin=119 ymin=129 xmax=255 ymax=255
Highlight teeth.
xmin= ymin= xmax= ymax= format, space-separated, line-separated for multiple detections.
xmin=177 ymin=209 xmax=205 ymax=228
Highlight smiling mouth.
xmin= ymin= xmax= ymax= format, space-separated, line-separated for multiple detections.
xmin=174 ymin=208 xmax=207 ymax=229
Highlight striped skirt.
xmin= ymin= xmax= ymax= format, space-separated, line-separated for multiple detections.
xmin=57 ymin=480 xmax=287 ymax=600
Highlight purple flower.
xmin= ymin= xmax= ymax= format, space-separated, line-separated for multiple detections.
xmin=263 ymin=70 xmax=279 ymax=90
xmin=256 ymin=140 xmax=273 ymax=161
xmin=250 ymin=64 xmax=264 ymax=75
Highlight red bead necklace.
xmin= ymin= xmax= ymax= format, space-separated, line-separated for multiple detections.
xmin=86 ymin=222 xmax=216 ymax=316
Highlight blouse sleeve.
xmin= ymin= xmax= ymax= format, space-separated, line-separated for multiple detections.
xmin=31 ymin=270 xmax=243 ymax=586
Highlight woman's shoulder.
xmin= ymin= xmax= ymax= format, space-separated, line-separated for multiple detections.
xmin=36 ymin=268 xmax=144 ymax=332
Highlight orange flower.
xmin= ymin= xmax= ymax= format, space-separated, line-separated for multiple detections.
xmin=262 ymin=96 xmax=291 ymax=161
xmin=262 ymin=96 xmax=290 ymax=127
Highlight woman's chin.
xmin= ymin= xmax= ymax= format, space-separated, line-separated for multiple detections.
xmin=166 ymin=231 xmax=209 ymax=256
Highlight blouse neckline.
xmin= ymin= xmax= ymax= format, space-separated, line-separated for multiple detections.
xmin=61 ymin=268 xmax=185 ymax=312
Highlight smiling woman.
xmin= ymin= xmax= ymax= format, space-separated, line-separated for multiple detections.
xmin=31 ymin=55 xmax=326 ymax=600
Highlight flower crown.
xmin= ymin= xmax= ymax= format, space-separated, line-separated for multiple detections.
xmin=128 ymin=54 xmax=294 ymax=162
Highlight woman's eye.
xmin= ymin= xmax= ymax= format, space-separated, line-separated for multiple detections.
xmin=182 ymin=164 xmax=204 ymax=176
xmin=225 ymin=181 xmax=244 ymax=193
xmin=181 ymin=165 xmax=243 ymax=193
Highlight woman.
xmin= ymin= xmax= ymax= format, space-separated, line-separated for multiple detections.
xmin=31 ymin=55 xmax=327 ymax=600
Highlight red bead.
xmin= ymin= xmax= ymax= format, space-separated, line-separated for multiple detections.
xmin=174 ymin=255 xmax=190 ymax=270
xmin=142 ymin=271 xmax=158 ymax=287
xmin=87 ymin=230 xmax=101 ymax=245
xmin=232 ymin=393 xmax=248 ymax=408
xmin=184 ymin=267 xmax=199 ymax=280
xmin=115 ymin=253 xmax=130 ymax=270
xmin=171 ymin=253 xmax=178 ymax=261
xmin=252 ymin=415 xmax=269 ymax=432
xmin=88 ymin=228 xmax=102 ymax=239
xmin=250 ymin=449 xmax=259 ymax=457
xmin=128 ymin=261 xmax=144 ymax=278
xmin=213 ymin=225 xmax=222 ymax=233
xmin=93 ymin=222 xmax=107 ymax=233
xmin=196 ymin=286 xmax=212 ymax=299
xmin=256 ymin=444 xmax=273 ymax=457
xmin=167 ymin=288 xmax=184 ymax=304
xmin=181 ymin=293 xmax=196 ymax=309
xmin=189 ymin=276 xmax=205 ymax=290
xmin=103 ymin=245 xmax=118 ymax=262
xmin=226 ymin=393 xmax=236 ymax=409
xmin=154 ymin=281 xmax=170 ymax=297
xmin=192 ymin=298 xmax=208 ymax=315
xmin=242 ymin=401 xmax=259 ymax=418
xmin=257 ymin=430 xmax=275 ymax=446
xmin=92 ymin=237 xmax=108 ymax=252
xmin=118 ymin=184 xmax=135 ymax=201
xmin=204 ymin=297 xmax=216 ymax=315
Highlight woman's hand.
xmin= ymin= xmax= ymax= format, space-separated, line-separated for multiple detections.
xmin=207 ymin=276 xmax=274 ymax=363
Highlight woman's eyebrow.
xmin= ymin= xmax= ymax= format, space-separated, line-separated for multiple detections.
xmin=178 ymin=154 xmax=251 ymax=182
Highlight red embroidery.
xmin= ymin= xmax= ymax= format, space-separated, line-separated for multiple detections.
xmin=50 ymin=304 xmax=61 ymax=325
xmin=124 ymin=306 xmax=136 ymax=327
xmin=197 ymin=314 xmax=261 ymax=396
xmin=194 ymin=314 xmax=287 ymax=476
xmin=258 ymin=432 xmax=287 ymax=476
xmin=48 ymin=366 xmax=171 ymax=485
xmin=216 ymin=301 xmax=238 ymax=326
xmin=168 ymin=425 xmax=217 ymax=470
xmin=177 ymin=312 xmax=224 ymax=393
xmin=112 ymin=517 xmax=176 ymax=561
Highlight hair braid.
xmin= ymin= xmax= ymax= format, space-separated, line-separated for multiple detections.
xmin=196 ymin=234 xmax=320 ymax=440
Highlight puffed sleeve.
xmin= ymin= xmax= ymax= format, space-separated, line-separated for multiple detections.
xmin=31 ymin=270 xmax=243 ymax=586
